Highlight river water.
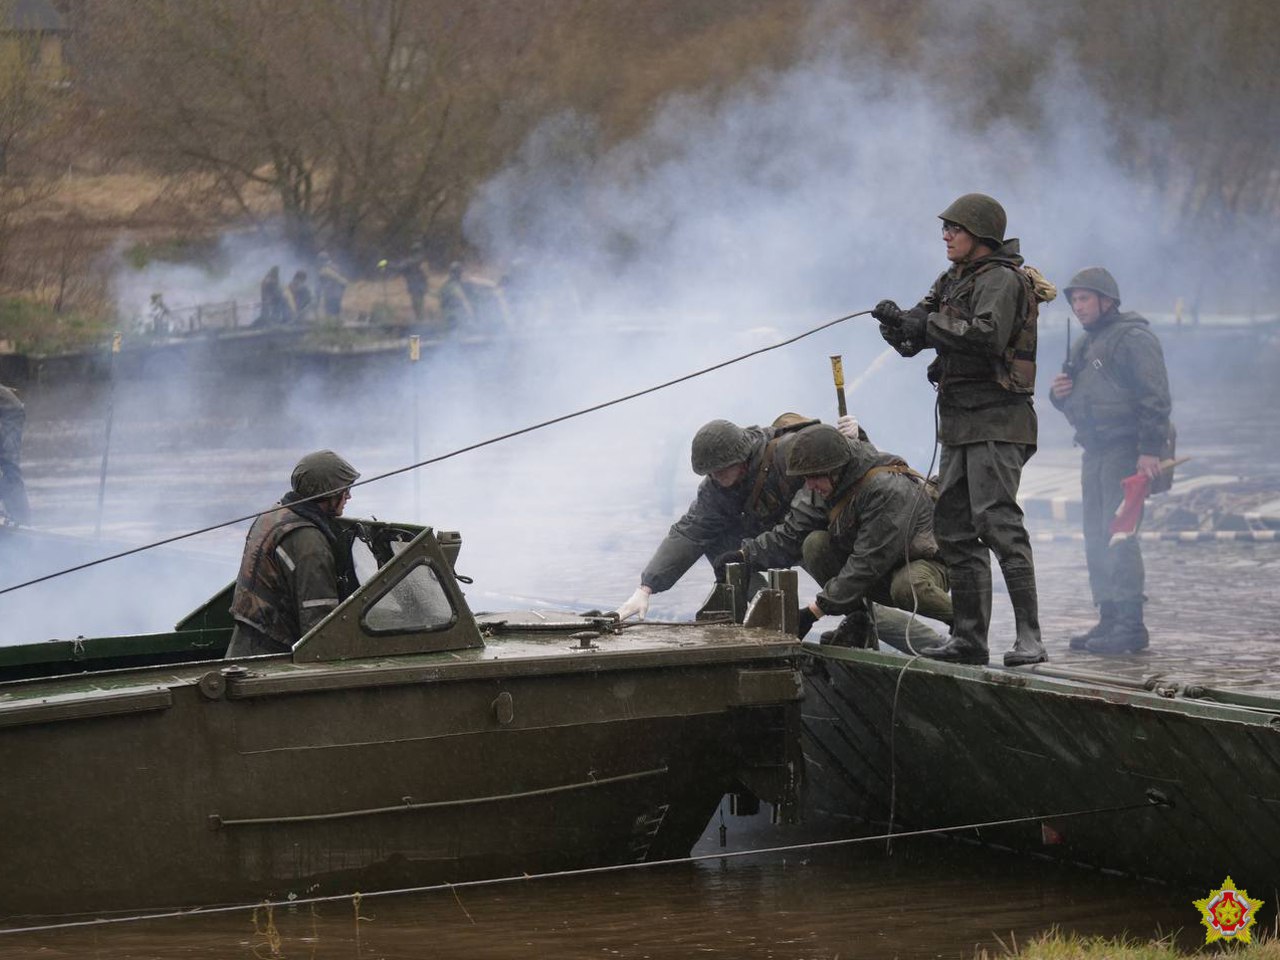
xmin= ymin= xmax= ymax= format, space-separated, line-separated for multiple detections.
xmin=0 ymin=830 xmax=1206 ymax=959
xmin=1 ymin=324 xmax=1276 ymax=955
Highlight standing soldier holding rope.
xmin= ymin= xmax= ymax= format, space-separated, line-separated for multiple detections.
xmin=872 ymin=193 xmax=1052 ymax=667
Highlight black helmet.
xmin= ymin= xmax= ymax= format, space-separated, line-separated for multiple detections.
xmin=1063 ymin=266 xmax=1121 ymax=305
xmin=786 ymin=425 xmax=852 ymax=477
xmin=938 ymin=193 xmax=1007 ymax=247
xmin=690 ymin=420 xmax=752 ymax=476
xmin=292 ymin=450 xmax=360 ymax=498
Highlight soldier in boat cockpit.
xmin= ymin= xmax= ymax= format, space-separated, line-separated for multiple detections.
xmin=225 ymin=450 xmax=360 ymax=658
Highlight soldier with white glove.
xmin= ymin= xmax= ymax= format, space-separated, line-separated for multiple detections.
xmin=616 ymin=586 xmax=651 ymax=621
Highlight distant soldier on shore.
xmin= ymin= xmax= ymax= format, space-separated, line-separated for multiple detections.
xmin=1051 ymin=267 xmax=1172 ymax=655
xmin=438 ymin=261 xmax=475 ymax=330
xmin=0 ymin=383 xmax=30 ymax=526
xmin=259 ymin=266 xmax=290 ymax=325
xmin=317 ymin=252 xmax=348 ymax=320
xmin=148 ymin=292 xmax=173 ymax=335
xmin=288 ymin=270 xmax=313 ymax=322
xmin=394 ymin=243 xmax=429 ymax=324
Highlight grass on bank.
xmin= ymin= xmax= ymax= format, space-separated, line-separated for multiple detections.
xmin=978 ymin=929 xmax=1280 ymax=959
xmin=0 ymin=297 xmax=111 ymax=356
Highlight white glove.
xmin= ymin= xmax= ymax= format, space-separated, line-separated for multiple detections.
xmin=616 ymin=586 xmax=651 ymax=621
xmin=836 ymin=414 xmax=861 ymax=439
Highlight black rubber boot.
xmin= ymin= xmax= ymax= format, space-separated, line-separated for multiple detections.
xmin=921 ymin=572 xmax=989 ymax=665
xmin=1069 ymin=602 xmax=1115 ymax=651
xmin=1002 ymin=568 xmax=1047 ymax=667
xmin=1087 ymin=600 xmax=1149 ymax=654
xmin=819 ymin=606 xmax=879 ymax=649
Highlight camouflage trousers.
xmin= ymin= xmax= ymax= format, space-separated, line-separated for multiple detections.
xmin=1081 ymin=441 xmax=1145 ymax=606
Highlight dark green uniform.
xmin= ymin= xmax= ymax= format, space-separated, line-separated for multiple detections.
xmin=641 ymin=424 xmax=808 ymax=594
xmin=1051 ymin=308 xmax=1170 ymax=608
xmin=740 ymin=438 xmax=951 ymax=650
xmin=0 ymin=384 xmax=29 ymax=525
xmin=890 ymin=239 xmax=1041 ymax=662
xmin=227 ymin=495 xmax=351 ymax=657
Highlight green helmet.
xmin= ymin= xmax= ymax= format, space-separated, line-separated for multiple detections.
xmin=690 ymin=420 xmax=752 ymax=476
xmin=938 ymin=193 xmax=1006 ymax=247
xmin=1063 ymin=266 xmax=1121 ymax=305
xmin=292 ymin=450 xmax=360 ymax=498
xmin=786 ymin=425 xmax=852 ymax=477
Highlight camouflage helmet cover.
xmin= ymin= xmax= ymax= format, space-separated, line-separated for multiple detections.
xmin=292 ymin=450 xmax=360 ymax=498
xmin=690 ymin=420 xmax=753 ymax=476
xmin=786 ymin=424 xmax=853 ymax=477
xmin=1063 ymin=266 xmax=1121 ymax=305
xmin=938 ymin=193 xmax=1007 ymax=246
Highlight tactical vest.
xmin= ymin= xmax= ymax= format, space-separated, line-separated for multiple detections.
xmin=230 ymin=505 xmax=321 ymax=649
xmin=742 ymin=416 xmax=820 ymax=525
xmin=928 ymin=259 xmax=1038 ymax=396
xmin=1064 ymin=313 xmax=1159 ymax=442
xmin=824 ymin=457 xmax=940 ymax=560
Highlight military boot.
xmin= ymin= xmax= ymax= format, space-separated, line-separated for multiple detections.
xmin=921 ymin=571 xmax=990 ymax=665
xmin=819 ymin=606 xmax=879 ymax=649
xmin=1086 ymin=600 xmax=1149 ymax=655
xmin=1002 ymin=568 xmax=1047 ymax=667
xmin=1069 ymin=602 xmax=1115 ymax=651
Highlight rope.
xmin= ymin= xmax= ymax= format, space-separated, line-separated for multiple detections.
xmin=0 ymin=796 xmax=1162 ymax=937
xmin=0 ymin=310 xmax=870 ymax=599
xmin=886 ymin=392 xmax=943 ymax=852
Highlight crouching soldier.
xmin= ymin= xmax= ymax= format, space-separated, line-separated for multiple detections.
xmin=727 ymin=424 xmax=952 ymax=651
xmin=614 ymin=415 xmax=838 ymax=621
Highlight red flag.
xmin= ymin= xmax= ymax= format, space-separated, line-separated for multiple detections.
xmin=1109 ymin=472 xmax=1151 ymax=543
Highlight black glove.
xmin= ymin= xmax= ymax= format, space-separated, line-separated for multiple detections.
xmin=897 ymin=310 xmax=926 ymax=342
xmin=711 ymin=549 xmax=746 ymax=582
xmin=872 ymin=299 xmax=903 ymax=327
xmin=796 ymin=606 xmax=818 ymax=638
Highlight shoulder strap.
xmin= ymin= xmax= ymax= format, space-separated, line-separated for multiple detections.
xmin=745 ymin=436 xmax=782 ymax=515
xmin=826 ymin=463 xmax=920 ymax=525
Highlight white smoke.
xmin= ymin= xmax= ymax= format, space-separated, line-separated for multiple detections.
xmin=2 ymin=3 xmax=1264 ymax=643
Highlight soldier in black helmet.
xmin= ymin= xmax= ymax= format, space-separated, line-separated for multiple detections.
xmin=871 ymin=193 xmax=1047 ymax=667
xmin=226 ymin=450 xmax=360 ymax=658
xmin=1051 ymin=267 xmax=1171 ymax=655
xmin=733 ymin=424 xmax=951 ymax=650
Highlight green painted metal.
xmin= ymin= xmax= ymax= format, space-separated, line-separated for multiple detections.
xmin=0 ymin=519 xmax=805 ymax=917
xmin=801 ymin=647 xmax=1280 ymax=888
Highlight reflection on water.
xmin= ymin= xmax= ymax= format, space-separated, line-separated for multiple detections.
xmin=1 ymin=831 xmax=1202 ymax=959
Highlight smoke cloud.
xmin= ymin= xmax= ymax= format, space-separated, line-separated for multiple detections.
xmin=2 ymin=2 xmax=1262 ymax=644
